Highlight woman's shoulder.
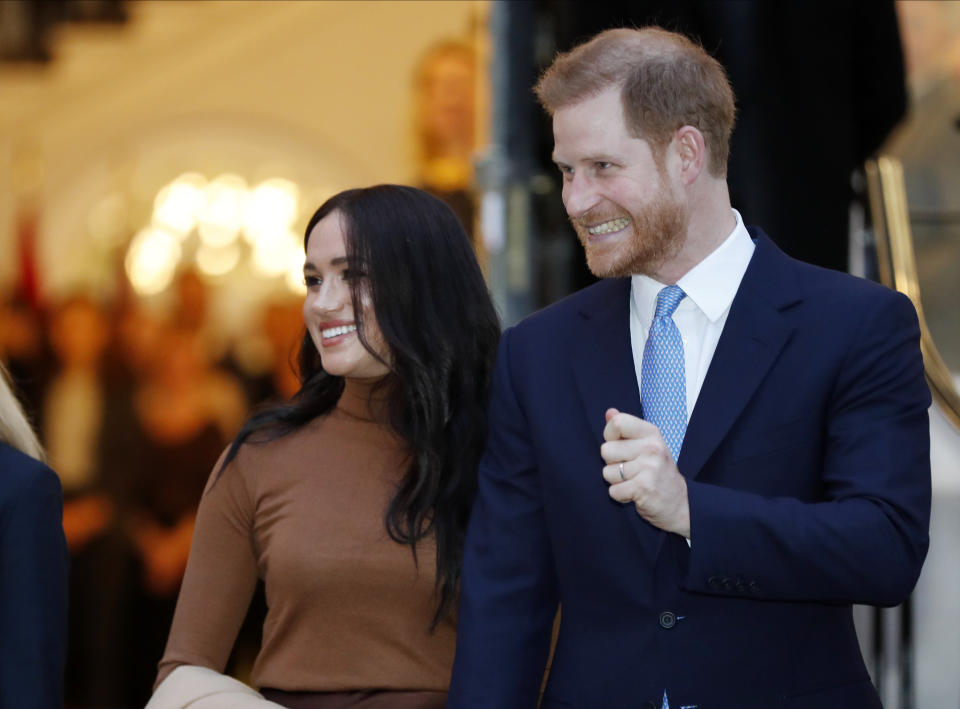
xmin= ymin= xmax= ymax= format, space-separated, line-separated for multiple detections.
xmin=0 ymin=442 xmax=62 ymax=510
xmin=209 ymin=416 xmax=329 ymax=492
xmin=231 ymin=415 xmax=328 ymax=464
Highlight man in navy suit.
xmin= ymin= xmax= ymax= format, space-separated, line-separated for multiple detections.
xmin=448 ymin=27 xmax=931 ymax=708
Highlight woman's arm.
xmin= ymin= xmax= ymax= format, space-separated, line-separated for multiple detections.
xmin=154 ymin=449 xmax=260 ymax=688
xmin=0 ymin=464 xmax=68 ymax=709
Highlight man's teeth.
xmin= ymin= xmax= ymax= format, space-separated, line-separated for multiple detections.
xmin=587 ymin=218 xmax=630 ymax=235
xmin=322 ymin=324 xmax=357 ymax=338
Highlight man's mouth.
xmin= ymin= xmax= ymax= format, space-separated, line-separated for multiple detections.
xmin=587 ymin=217 xmax=630 ymax=235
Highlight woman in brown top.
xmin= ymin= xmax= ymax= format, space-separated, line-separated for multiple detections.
xmin=148 ymin=185 xmax=499 ymax=709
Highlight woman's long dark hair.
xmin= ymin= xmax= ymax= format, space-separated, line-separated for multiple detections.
xmin=219 ymin=184 xmax=500 ymax=625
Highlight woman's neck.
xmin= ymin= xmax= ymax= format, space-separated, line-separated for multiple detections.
xmin=336 ymin=376 xmax=391 ymax=423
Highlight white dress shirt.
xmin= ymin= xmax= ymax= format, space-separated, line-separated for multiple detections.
xmin=629 ymin=209 xmax=755 ymax=421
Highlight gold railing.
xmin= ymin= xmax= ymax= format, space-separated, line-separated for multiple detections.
xmin=866 ymin=156 xmax=960 ymax=431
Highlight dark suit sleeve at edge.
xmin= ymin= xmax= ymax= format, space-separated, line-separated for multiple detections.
xmin=448 ymin=327 xmax=559 ymax=707
xmin=0 ymin=463 xmax=68 ymax=709
xmin=684 ymin=290 xmax=931 ymax=607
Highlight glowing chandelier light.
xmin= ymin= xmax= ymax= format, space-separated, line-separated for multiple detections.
xmin=126 ymin=171 xmax=309 ymax=295
xmin=125 ymin=226 xmax=182 ymax=295
xmin=243 ymin=177 xmax=300 ymax=243
xmin=197 ymin=173 xmax=248 ymax=248
xmin=153 ymin=172 xmax=207 ymax=236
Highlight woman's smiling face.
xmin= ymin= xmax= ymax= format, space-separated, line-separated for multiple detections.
xmin=302 ymin=211 xmax=390 ymax=380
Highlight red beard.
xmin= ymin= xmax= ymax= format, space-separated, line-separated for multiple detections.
xmin=571 ymin=193 xmax=688 ymax=278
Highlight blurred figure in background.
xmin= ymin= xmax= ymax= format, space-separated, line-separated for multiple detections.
xmin=172 ymin=269 xmax=207 ymax=337
xmin=0 ymin=292 xmax=52 ymax=423
xmin=44 ymin=295 xmax=113 ymax=546
xmin=168 ymin=269 xmax=248 ymax=434
xmin=172 ymin=269 xmax=233 ymax=367
xmin=43 ymin=294 xmax=139 ymax=709
xmin=0 ymin=361 xmax=68 ymax=709
xmin=244 ymin=298 xmax=304 ymax=407
xmin=126 ymin=322 xmax=247 ymax=704
xmin=414 ymin=40 xmax=478 ymax=245
xmin=36 ymin=287 xmax=250 ymax=707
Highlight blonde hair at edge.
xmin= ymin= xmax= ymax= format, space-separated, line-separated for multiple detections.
xmin=0 ymin=361 xmax=45 ymax=462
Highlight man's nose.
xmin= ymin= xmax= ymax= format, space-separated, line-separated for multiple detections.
xmin=562 ymin=172 xmax=599 ymax=219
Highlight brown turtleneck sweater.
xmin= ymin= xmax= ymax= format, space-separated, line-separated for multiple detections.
xmin=155 ymin=378 xmax=456 ymax=695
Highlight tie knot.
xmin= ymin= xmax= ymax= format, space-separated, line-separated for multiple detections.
xmin=654 ymin=285 xmax=685 ymax=319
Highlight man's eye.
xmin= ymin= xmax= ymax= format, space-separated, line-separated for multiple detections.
xmin=596 ymin=161 xmax=612 ymax=170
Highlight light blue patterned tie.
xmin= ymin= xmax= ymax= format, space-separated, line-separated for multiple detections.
xmin=641 ymin=285 xmax=687 ymax=462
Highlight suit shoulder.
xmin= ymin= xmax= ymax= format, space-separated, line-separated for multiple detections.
xmin=769 ymin=261 xmax=921 ymax=352
xmin=510 ymin=278 xmax=627 ymax=335
xmin=751 ymin=228 xmax=910 ymax=314
xmin=0 ymin=443 xmax=62 ymax=509
xmin=795 ymin=261 xmax=913 ymax=313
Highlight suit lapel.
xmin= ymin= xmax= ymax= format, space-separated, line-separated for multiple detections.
xmin=569 ymin=279 xmax=642 ymax=442
xmin=568 ymin=278 xmax=663 ymax=563
xmin=678 ymin=232 xmax=802 ymax=480
xmin=565 ymin=234 xmax=802 ymax=562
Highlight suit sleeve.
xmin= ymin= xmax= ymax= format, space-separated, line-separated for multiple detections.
xmin=0 ymin=464 xmax=68 ymax=709
xmin=685 ymin=290 xmax=931 ymax=606
xmin=448 ymin=327 xmax=559 ymax=707
xmin=154 ymin=449 xmax=259 ymax=688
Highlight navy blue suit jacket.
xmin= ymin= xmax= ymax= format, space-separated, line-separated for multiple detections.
xmin=448 ymin=231 xmax=931 ymax=708
xmin=0 ymin=442 xmax=68 ymax=709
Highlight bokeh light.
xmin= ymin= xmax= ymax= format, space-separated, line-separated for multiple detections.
xmin=196 ymin=242 xmax=241 ymax=277
xmin=197 ymin=173 xmax=247 ymax=247
xmin=125 ymin=226 xmax=182 ymax=295
xmin=285 ymin=248 xmax=307 ymax=295
xmin=153 ymin=172 xmax=207 ymax=235
xmin=243 ymin=177 xmax=300 ymax=243
xmin=251 ymin=228 xmax=301 ymax=277
xmin=126 ymin=171 xmax=309 ymax=293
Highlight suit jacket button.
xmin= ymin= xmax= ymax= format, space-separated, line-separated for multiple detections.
xmin=707 ymin=576 xmax=722 ymax=590
xmin=659 ymin=610 xmax=677 ymax=629
xmin=748 ymin=580 xmax=760 ymax=593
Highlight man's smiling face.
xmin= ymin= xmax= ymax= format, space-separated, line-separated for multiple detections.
xmin=552 ymin=86 xmax=688 ymax=278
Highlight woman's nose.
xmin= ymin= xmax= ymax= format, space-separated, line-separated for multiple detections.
xmin=309 ymin=277 xmax=348 ymax=314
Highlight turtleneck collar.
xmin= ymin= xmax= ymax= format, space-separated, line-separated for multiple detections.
xmin=335 ymin=376 xmax=392 ymax=423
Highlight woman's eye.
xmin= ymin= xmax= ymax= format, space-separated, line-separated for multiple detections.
xmin=342 ymin=269 xmax=366 ymax=281
xmin=303 ymin=275 xmax=322 ymax=288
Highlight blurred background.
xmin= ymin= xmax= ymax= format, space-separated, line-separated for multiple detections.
xmin=0 ymin=1 xmax=957 ymax=708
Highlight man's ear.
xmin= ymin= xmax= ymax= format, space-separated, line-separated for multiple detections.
xmin=674 ymin=125 xmax=706 ymax=185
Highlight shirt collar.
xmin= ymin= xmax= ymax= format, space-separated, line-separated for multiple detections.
xmin=631 ymin=208 xmax=755 ymax=325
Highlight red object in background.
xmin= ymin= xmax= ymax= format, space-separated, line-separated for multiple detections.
xmin=15 ymin=205 xmax=42 ymax=311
